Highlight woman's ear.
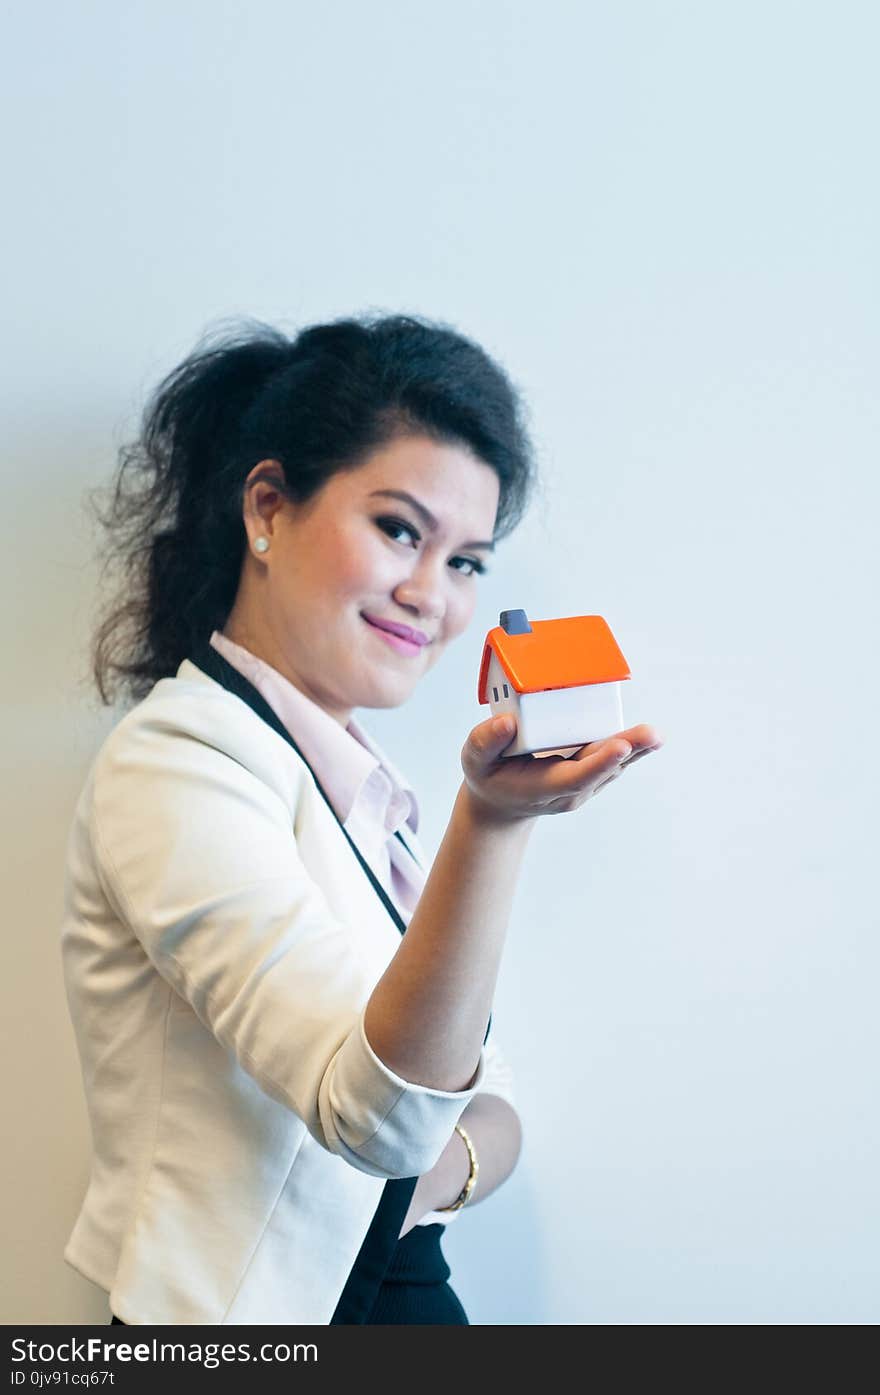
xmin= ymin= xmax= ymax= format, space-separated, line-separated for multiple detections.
xmin=242 ymin=460 xmax=288 ymax=548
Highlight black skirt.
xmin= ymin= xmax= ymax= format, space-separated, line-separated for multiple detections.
xmin=109 ymin=1222 xmax=468 ymax=1326
xmin=362 ymin=1222 xmax=469 ymax=1324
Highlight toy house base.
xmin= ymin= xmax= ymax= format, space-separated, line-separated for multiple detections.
xmin=484 ymin=649 xmax=625 ymax=758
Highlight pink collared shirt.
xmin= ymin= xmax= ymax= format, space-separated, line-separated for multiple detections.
xmin=208 ymin=629 xmax=461 ymax=1226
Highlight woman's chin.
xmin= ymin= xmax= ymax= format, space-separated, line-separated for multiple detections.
xmin=355 ymin=671 xmax=418 ymax=709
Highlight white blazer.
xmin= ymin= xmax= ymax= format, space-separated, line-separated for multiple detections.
xmin=60 ymin=657 xmax=517 ymax=1325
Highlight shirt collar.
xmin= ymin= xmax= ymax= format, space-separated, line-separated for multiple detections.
xmin=208 ymin=629 xmax=419 ymax=833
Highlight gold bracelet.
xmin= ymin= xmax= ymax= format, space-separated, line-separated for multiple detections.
xmin=436 ymin=1122 xmax=479 ymax=1212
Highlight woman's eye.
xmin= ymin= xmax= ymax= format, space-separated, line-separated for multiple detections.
xmin=451 ymin=556 xmax=487 ymax=577
xmin=378 ymin=517 xmax=418 ymax=546
xmin=376 ymin=517 xmax=488 ymax=577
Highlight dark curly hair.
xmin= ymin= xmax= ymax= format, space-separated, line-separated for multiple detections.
xmin=86 ymin=310 xmax=540 ymax=707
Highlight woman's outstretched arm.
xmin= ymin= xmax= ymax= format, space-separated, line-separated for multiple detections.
xmin=364 ymin=714 xmax=663 ymax=1093
xmin=364 ymin=777 xmax=535 ymax=1092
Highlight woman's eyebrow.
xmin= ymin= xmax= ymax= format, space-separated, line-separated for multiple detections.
xmin=367 ymin=489 xmax=495 ymax=551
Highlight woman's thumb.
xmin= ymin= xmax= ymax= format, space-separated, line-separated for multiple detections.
xmin=462 ymin=713 xmax=515 ymax=776
xmin=487 ymin=713 xmax=515 ymax=745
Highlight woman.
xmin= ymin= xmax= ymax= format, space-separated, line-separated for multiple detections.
xmin=60 ymin=312 xmax=664 ymax=1325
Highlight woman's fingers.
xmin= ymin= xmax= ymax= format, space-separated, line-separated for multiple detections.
xmin=569 ymin=724 xmax=663 ymax=761
xmin=618 ymin=745 xmax=658 ymax=769
xmin=543 ymin=728 xmax=664 ymax=797
xmin=461 ymin=715 xmax=665 ymax=822
xmin=541 ymin=744 xmax=629 ymax=797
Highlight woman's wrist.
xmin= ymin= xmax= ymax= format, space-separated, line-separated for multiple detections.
xmin=435 ymin=1123 xmax=479 ymax=1212
xmin=458 ymin=779 xmax=538 ymax=836
xmin=399 ymin=1134 xmax=470 ymax=1237
xmin=430 ymin=1125 xmax=472 ymax=1212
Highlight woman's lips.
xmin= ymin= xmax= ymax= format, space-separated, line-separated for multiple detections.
xmin=362 ymin=615 xmax=423 ymax=656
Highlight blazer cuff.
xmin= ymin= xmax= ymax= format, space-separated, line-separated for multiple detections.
xmin=318 ymin=1006 xmax=487 ymax=1179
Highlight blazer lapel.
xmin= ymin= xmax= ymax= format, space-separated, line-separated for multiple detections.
xmin=187 ymin=638 xmax=419 ymax=933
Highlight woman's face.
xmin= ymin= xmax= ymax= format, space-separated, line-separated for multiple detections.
xmin=224 ymin=433 xmax=501 ymax=725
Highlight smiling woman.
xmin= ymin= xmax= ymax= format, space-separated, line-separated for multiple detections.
xmin=64 ymin=310 xmax=542 ymax=1326
xmin=217 ymin=431 xmax=504 ymax=726
xmin=86 ymin=311 xmax=538 ymax=709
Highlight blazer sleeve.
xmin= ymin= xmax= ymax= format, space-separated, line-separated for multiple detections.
xmin=417 ymin=1030 xmax=520 ymax=1226
xmin=88 ymin=705 xmax=488 ymax=1181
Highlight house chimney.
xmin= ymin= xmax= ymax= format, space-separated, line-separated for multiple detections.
xmin=500 ymin=609 xmax=532 ymax=634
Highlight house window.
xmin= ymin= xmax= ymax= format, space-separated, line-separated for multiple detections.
xmin=492 ymin=686 xmax=499 ymax=701
xmin=503 ymin=683 xmax=509 ymax=697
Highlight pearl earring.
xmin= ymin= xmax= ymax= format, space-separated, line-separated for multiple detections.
xmin=253 ymin=537 xmax=270 ymax=554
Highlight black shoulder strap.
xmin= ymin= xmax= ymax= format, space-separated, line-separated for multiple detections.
xmin=185 ymin=639 xmax=488 ymax=1323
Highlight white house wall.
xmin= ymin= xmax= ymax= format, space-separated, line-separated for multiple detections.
xmin=519 ymin=680 xmax=624 ymax=753
xmin=485 ymin=652 xmax=519 ymax=715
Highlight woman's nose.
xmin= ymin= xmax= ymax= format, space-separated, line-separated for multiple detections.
xmin=392 ymin=575 xmax=445 ymax=626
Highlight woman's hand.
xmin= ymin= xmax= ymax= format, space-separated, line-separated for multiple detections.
xmin=460 ymin=715 xmax=665 ymax=827
xmin=398 ymin=1130 xmax=471 ymax=1238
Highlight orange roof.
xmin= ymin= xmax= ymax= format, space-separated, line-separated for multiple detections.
xmin=477 ymin=614 xmax=631 ymax=703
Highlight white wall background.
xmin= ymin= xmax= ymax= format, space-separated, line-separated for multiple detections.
xmin=2 ymin=0 xmax=877 ymax=1323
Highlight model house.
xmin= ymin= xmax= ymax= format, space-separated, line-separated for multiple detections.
xmin=477 ymin=609 xmax=631 ymax=758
